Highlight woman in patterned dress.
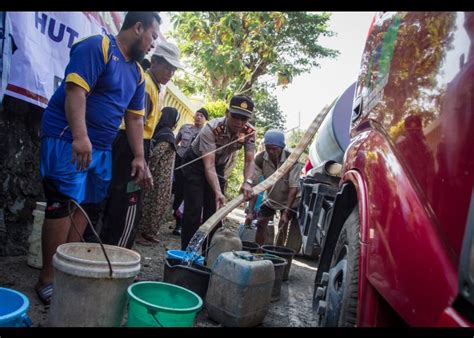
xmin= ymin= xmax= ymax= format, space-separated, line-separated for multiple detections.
xmin=136 ymin=107 xmax=180 ymax=245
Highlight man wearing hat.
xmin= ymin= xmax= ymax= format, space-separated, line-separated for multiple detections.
xmin=244 ymin=129 xmax=303 ymax=253
xmin=96 ymin=41 xmax=184 ymax=249
xmin=180 ymin=95 xmax=257 ymax=251
xmin=171 ymin=107 xmax=209 ymax=236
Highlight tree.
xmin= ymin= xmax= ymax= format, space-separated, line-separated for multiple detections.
xmin=286 ymin=128 xmax=308 ymax=160
xmin=170 ymin=12 xmax=339 ymax=199
xmin=170 ymin=12 xmax=339 ymax=101
xmin=252 ymin=88 xmax=286 ymax=140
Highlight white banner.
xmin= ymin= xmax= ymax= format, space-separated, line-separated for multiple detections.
xmin=5 ymin=12 xmax=123 ymax=108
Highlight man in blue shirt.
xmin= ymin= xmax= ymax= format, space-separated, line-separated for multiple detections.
xmin=35 ymin=12 xmax=160 ymax=305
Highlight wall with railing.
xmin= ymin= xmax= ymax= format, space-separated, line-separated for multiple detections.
xmin=164 ymin=81 xmax=200 ymax=133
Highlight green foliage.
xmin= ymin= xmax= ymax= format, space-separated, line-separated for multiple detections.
xmin=170 ymin=11 xmax=339 ymax=101
xmin=169 ymin=11 xmax=339 ymax=199
xmin=225 ymin=150 xmax=245 ymax=200
xmin=286 ymin=128 xmax=309 ymax=161
xmin=252 ymin=89 xmax=286 ymax=140
xmin=202 ymin=100 xmax=227 ymax=119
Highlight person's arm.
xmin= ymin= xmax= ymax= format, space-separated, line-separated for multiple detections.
xmin=124 ymin=111 xmax=152 ymax=189
xmin=281 ymin=162 xmax=301 ymax=225
xmin=245 ymin=195 xmax=258 ymax=226
xmin=279 ymin=187 xmax=298 ymax=228
xmin=240 ymin=127 xmax=256 ymax=201
xmin=62 ymin=35 xmax=107 ymax=171
xmin=280 ymin=187 xmax=298 ymax=226
xmin=244 ymin=154 xmax=262 ymax=224
xmin=175 ymin=126 xmax=183 ymax=145
xmin=65 ymin=83 xmax=90 ymax=171
xmin=125 ymin=66 xmax=153 ymax=189
xmin=202 ymin=152 xmax=226 ymax=210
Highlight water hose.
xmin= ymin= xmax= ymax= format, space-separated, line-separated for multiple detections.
xmin=186 ymin=98 xmax=337 ymax=254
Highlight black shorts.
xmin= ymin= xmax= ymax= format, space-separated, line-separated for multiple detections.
xmin=42 ymin=177 xmax=100 ymax=220
xmin=258 ymin=203 xmax=297 ymax=220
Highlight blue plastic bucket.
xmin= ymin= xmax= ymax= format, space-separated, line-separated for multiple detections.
xmin=0 ymin=287 xmax=32 ymax=327
xmin=166 ymin=250 xmax=205 ymax=266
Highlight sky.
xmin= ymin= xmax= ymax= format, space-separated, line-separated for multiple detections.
xmin=275 ymin=12 xmax=375 ymax=130
xmin=159 ymin=12 xmax=375 ymax=130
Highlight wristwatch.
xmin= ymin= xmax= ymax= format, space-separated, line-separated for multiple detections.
xmin=245 ymin=178 xmax=253 ymax=185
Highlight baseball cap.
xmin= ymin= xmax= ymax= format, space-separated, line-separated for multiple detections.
xmin=153 ymin=42 xmax=184 ymax=69
xmin=228 ymin=95 xmax=254 ymax=118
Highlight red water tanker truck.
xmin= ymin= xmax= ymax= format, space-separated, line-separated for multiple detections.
xmin=297 ymin=11 xmax=474 ymax=327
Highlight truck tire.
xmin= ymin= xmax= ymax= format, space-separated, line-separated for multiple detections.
xmin=319 ymin=206 xmax=360 ymax=327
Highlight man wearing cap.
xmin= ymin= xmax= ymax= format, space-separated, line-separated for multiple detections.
xmin=180 ymin=95 xmax=256 ymax=251
xmin=97 ymin=41 xmax=183 ymax=249
xmin=171 ymin=107 xmax=209 ymax=236
xmin=245 ymin=129 xmax=303 ymax=253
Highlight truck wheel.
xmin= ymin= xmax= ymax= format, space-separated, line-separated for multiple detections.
xmin=317 ymin=206 xmax=360 ymax=327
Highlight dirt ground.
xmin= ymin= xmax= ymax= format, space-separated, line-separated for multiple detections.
xmin=0 ymin=208 xmax=318 ymax=327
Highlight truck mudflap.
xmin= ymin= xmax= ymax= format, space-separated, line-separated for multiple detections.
xmin=297 ymin=160 xmax=341 ymax=258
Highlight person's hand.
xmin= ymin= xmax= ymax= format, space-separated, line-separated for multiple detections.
xmin=280 ymin=209 xmax=290 ymax=227
xmin=215 ymin=192 xmax=226 ymax=210
xmin=143 ymin=164 xmax=154 ymax=189
xmin=71 ymin=136 xmax=92 ymax=171
xmin=131 ymin=156 xmax=153 ymax=189
xmin=244 ymin=212 xmax=254 ymax=226
xmin=240 ymin=182 xmax=253 ymax=201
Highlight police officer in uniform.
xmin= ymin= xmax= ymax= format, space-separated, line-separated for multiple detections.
xmin=181 ymin=95 xmax=256 ymax=251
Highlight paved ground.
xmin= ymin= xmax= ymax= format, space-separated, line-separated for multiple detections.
xmin=0 ymin=208 xmax=318 ymax=327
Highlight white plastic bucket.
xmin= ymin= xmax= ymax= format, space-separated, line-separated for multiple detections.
xmin=48 ymin=243 xmax=141 ymax=327
xmin=27 ymin=202 xmax=46 ymax=269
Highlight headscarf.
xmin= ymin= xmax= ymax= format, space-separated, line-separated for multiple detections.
xmin=151 ymin=107 xmax=180 ymax=150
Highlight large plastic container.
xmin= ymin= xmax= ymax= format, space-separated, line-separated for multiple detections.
xmin=239 ymin=222 xmax=257 ymax=242
xmin=166 ymin=250 xmax=205 ymax=266
xmin=48 ymin=243 xmax=141 ymax=327
xmin=27 ymin=201 xmax=46 ymax=269
xmin=163 ymin=257 xmax=211 ymax=300
xmin=127 ymin=281 xmax=202 ymax=327
xmin=261 ymin=245 xmax=296 ymax=281
xmin=0 ymin=288 xmax=32 ymax=327
xmin=205 ymin=251 xmax=274 ymax=327
xmin=206 ymin=227 xmax=242 ymax=269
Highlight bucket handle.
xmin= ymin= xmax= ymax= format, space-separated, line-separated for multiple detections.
xmin=68 ymin=199 xmax=114 ymax=277
xmin=148 ymin=308 xmax=164 ymax=327
xmin=21 ymin=313 xmax=32 ymax=327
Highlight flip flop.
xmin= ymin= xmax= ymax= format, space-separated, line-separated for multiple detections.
xmin=136 ymin=238 xmax=152 ymax=246
xmin=35 ymin=283 xmax=53 ymax=305
xmin=142 ymin=233 xmax=160 ymax=244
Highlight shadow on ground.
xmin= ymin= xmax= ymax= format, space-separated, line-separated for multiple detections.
xmin=0 ymin=208 xmax=318 ymax=327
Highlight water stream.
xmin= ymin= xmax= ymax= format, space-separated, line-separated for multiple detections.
xmin=182 ymin=230 xmax=207 ymax=266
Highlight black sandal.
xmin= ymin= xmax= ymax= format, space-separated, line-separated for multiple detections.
xmin=35 ymin=283 xmax=53 ymax=305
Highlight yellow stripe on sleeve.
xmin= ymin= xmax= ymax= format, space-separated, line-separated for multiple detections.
xmin=101 ymin=35 xmax=110 ymax=64
xmin=136 ymin=62 xmax=145 ymax=85
xmin=126 ymin=108 xmax=145 ymax=116
xmin=65 ymin=73 xmax=91 ymax=92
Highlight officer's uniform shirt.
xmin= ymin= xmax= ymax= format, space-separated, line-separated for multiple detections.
xmin=176 ymin=124 xmax=202 ymax=157
xmin=191 ymin=117 xmax=256 ymax=166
